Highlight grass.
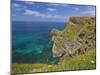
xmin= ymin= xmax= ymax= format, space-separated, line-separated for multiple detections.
xmin=62 ymin=17 xmax=95 ymax=42
xmin=12 ymin=49 xmax=96 ymax=74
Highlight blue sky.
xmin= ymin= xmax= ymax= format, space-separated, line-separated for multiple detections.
xmin=12 ymin=1 xmax=96 ymax=22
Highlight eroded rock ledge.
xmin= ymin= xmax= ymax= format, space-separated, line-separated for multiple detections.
xmin=51 ymin=17 xmax=96 ymax=61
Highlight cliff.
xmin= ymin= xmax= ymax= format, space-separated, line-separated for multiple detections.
xmin=51 ymin=17 xmax=96 ymax=61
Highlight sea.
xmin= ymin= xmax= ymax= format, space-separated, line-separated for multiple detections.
xmin=12 ymin=21 xmax=67 ymax=64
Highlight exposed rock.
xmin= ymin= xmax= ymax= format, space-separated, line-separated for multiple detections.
xmin=51 ymin=17 xmax=96 ymax=61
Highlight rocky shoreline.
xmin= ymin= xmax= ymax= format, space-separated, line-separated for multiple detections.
xmin=51 ymin=17 xmax=96 ymax=62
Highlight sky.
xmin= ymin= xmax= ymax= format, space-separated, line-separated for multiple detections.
xmin=12 ymin=0 xmax=96 ymax=22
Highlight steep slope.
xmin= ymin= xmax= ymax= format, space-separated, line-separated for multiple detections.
xmin=51 ymin=17 xmax=96 ymax=61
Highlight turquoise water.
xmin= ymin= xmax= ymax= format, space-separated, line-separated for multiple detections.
xmin=12 ymin=21 xmax=66 ymax=64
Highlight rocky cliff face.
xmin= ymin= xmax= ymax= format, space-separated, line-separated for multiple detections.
xmin=51 ymin=17 xmax=96 ymax=61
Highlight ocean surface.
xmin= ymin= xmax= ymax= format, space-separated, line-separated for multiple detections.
xmin=12 ymin=21 xmax=67 ymax=64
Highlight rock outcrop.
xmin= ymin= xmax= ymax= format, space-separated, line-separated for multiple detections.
xmin=51 ymin=17 xmax=96 ymax=61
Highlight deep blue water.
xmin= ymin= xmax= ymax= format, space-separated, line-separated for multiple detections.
xmin=12 ymin=21 xmax=66 ymax=64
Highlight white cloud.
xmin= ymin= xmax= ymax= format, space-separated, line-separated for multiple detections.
xmin=47 ymin=8 xmax=57 ymax=11
xmin=82 ymin=7 xmax=95 ymax=16
xmin=24 ymin=9 xmax=43 ymax=16
xmin=73 ymin=7 xmax=79 ymax=11
xmin=13 ymin=3 xmax=27 ymax=11
xmin=14 ymin=3 xmax=20 ymax=7
xmin=24 ymin=1 xmax=35 ymax=5
xmin=24 ymin=9 xmax=67 ymax=19
xmin=59 ymin=4 xmax=69 ymax=7
xmin=47 ymin=3 xmax=68 ymax=7
xmin=45 ymin=13 xmax=61 ymax=18
xmin=14 ymin=5 xmax=27 ymax=11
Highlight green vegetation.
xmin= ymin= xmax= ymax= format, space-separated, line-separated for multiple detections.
xmin=12 ymin=17 xmax=96 ymax=74
xmin=51 ymin=17 xmax=96 ymax=59
xmin=62 ymin=17 xmax=95 ymax=42
xmin=12 ymin=50 xmax=96 ymax=74
xmin=51 ymin=28 xmax=62 ymax=49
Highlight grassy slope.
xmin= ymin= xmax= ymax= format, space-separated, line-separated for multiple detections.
xmin=12 ymin=49 xmax=96 ymax=74
xmin=51 ymin=17 xmax=96 ymax=49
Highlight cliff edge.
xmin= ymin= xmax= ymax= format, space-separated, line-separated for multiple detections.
xmin=51 ymin=17 xmax=96 ymax=61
